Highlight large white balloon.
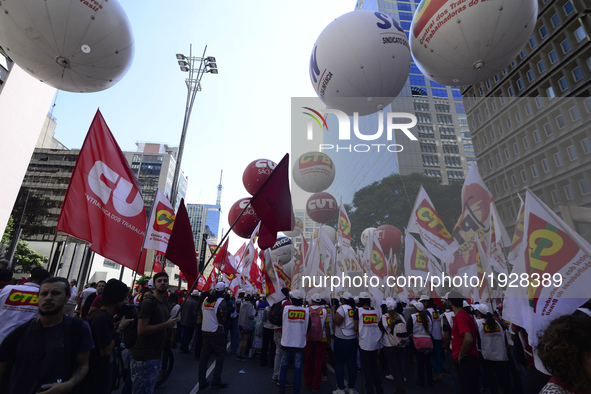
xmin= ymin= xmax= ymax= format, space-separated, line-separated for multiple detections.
xmin=283 ymin=217 xmax=303 ymax=238
xmin=410 ymin=0 xmax=538 ymax=86
xmin=313 ymin=225 xmax=337 ymax=245
xmin=310 ymin=10 xmax=411 ymax=116
xmin=270 ymin=237 xmax=293 ymax=265
xmin=293 ymin=152 xmax=336 ymax=193
xmin=361 ymin=227 xmax=376 ymax=247
xmin=0 ymin=0 xmax=134 ymax=92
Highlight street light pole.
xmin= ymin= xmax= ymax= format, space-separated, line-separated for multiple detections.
xmin=169 ymin=44 xmax=218 ymax=209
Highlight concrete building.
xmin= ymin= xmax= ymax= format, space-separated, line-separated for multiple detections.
xmin=462 ymin=0 xmax=591 ymax=241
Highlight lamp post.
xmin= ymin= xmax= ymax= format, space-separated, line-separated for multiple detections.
xmin=169 ymin=45 xmax=218 ymax=209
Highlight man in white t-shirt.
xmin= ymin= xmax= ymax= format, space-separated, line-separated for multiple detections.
xmin=279 ymin=289 xmax=309 ymax=394
xmin=354 ymin=292 xmax=383 ymax=394
xmin=0 ymin=267 xmax=50 ymax=345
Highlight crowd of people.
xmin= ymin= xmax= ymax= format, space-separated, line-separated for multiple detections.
xmin=0 ymin=262 xmax=589 ymax=394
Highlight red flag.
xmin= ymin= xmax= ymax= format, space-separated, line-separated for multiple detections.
xmin=202 ymin=268 xmax=217 ymax=291
xmin=196 ymin=273 xmax=208 ymax=291
xmin=153 ymin=251 xmax=164 ymax=273
xmin=212 ymin=239 xmax=237 ymax=280
xmin=250 ymin=154 xmax=295 ymax=249
xmin=165 ymin=199 xmax=198 ymax=285
xmin=57 ymin=110 xmax=147 ymax=271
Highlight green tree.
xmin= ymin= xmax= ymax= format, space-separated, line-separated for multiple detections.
xmin=13 ymin=241 xmax=46 ymax=273
xmin=1 ymin=216 xmax=14 ymax=247
xmin=347 ymin=173 xmax=462 ymax=249
xmin=135 ymin=274 xmax=152 ymax=287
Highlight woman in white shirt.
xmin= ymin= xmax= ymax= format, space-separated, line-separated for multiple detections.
xmin=379 ymin=299 xmax=407 ymax=394
xmin=406 ymin=301 xmax=433 ymax=387
xmin=332 ymin=292 xmax=358 ymax=394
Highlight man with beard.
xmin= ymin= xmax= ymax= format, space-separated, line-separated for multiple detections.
xmin=0 ymin=277 xmax=94 ymax=393
xmin=131 ymin=271 xmax=177 ymax=393
xmin=198 ymin=282 xmax=230 ymax=389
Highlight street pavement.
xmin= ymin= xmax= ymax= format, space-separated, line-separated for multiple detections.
xmin=115 ymin=344 xmax=457 ymax=394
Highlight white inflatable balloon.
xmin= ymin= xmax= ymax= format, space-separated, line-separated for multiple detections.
xmin=0 ymin=0 xmax=134 ymax=92
xmin=293 ymin=152 xmax=336 ymax=193
xmin=410 ymin=0 xmax=538 ymax=86
xmin=310 ymin=10 xmax=411 ymax=116
xmin=283 ymin=217 xmax=303 ymax=238
xmin=361 ymin=227 xmax=376 ymax=247
xmin=270 ymin=237 xmax=293 ymax=265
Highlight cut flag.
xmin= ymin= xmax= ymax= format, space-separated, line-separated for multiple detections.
xmin=250 ymin=154 xmax=295 ymax=249
xmin=212 ymin=239 xmax=238 ymax=281
xmin=165 ymin=199 xmax=198 ymax=286
xmin=57 ymin=109 xmax=147 ymax=272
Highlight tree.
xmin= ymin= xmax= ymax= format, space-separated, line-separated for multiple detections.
xmin=2 ymin=216 xmax=47 ymax=273
xmin=347 ymin=173 xmax=462 ymax=249
xmin=1 ymin=216 xmax=14 ymax=248
xmin=135 ymin=274 xmax=152 ymax=287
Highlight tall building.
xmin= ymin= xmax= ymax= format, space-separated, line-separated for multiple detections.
xmin=462 ymin=0 xmax=591 ymax=240
xmin=0 ymin=47 xmax=56 ymax=238
xmin=318 ymin=0 xmax=474 ymax=205
xmin=203 ymin=204 xmax=222 ymax=241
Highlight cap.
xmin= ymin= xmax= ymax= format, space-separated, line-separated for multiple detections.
xmin=310 ymin=293 xmax=322 ymax=303
xmin=290 ymin=289 xmax=303 ymax=299
xmin=147 ymin=278 xmax=154 ymax=289
xmin=340 ymin=291 xmax=353 ymax=300
xmin=191 ymin=290 xmax=200 ymax=296
xmin=463 ymin=300 xmax=470 ymax=308
xmin=214 ymin=282 xmax=227 ymax=292
xmin=442 ymin=292 xmax=450 ymax=300
xmin=414 ymin=302 xmax=425 ymax=312
xmin=386 ymin=299 xmax=397 ymax=311
xmin=238 ymin=289 xmax=245 ymax=295
xmin=419 ymin=295 xmax=430 ymax=302
xmin=359 ymin=292 xmax=370 ymax=299
xmin=476 ymin=304 xmax=490 ymax=315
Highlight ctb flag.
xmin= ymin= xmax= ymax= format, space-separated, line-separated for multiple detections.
xmin=143 ymin=188 xmax=175 ymax=253
xmin=57 ymin=109 xmax=147 ymax=272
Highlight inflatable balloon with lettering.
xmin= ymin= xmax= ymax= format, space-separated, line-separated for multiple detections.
xmin=293 ymin=152 xmax=336 ymax=193
xmin=306 ymin=192 xmax=338 ymax=224
xmin=283 ymin=217 xmax=303 ymax=238
xmin=361 ymin=227 xmax=376 ymax=247
xmin=243 ymin=159 xmax=277 ymax=195
xmin=0 ymin=0 xmax=134 ymax=92
xmin=410 ymin=0 xmax=538 ymax=86
xmin=228 ymin=197 xmax=260 ymax=239
xmin=310 ymin=10 xmax=411 ymax=116
xmin=376 ymin=224 xmax=403 ymax=254
xmin=270 ymin=237 xmax=294 ymax=265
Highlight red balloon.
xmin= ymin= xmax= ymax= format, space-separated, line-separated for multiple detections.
xmin=228 ymin=197 xmax=260 ymax=238
xmin=242 ymin=159 xmax=277 ymax=195
xmin=306 ymin=192 xmax=338 ymax=224
xmin=376 ymin=224 xmax=403 ymax=254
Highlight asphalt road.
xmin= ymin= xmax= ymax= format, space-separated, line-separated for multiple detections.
xmin=115 ymin=344 xmax=457 ymax=394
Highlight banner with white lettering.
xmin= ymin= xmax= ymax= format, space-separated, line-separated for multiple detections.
xmin=57 ymin=110 xmax=147 ymax=272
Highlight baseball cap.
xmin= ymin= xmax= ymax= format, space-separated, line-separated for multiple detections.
xmin=191 ymin=290 xmax=200 ymax=296
xmin=214 ymin=282 xmax=227 ymax=292
xmin=414 ymin=302 xmax=425 ymax=312
xmin=386 ymin=299 xmax=397 ymax=311
xmin=340 ymin=291 xmax=353 ymax=300
xmin=476 ymin=304 xmax=490 ymax=315
xmin=290 ymin=289 xmax=303 ymax=299
xmin=419 ymin=295 xmax=430 ymax=302
xmin=310 ymin=293 xmax=322 ymax=303
xmin=463 ymin=300 xmax=470 ymax=308
xmin=359 ymin=292 xmax=370 ymax=299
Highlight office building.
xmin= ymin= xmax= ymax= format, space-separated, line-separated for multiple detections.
xmin=462 ymin=0 xmax=591 ymax=240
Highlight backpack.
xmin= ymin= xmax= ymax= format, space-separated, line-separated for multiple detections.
xmin=307 ymin=307 xmax=323 ymax=342
xmin=122 ymin=296 xmax=156 ymax=349
xmin=268 ymin=301 xmax=284 ymax=327
xmin=386 ymin=319 xmax=409 ymax=347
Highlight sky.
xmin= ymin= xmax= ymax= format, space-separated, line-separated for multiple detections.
xmin=51 ymin=0 xmax=355 ymax=247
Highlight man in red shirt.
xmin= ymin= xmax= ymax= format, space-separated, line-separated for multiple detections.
xmin=447 ymin=290 xmax=479 ymax=393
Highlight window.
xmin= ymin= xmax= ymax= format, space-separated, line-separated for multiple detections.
xmin=558 ymin=77 xmax=568 ymax=91
xmin=531 ymin=164 xmax=539 ymax=178
xmin=494 ymin=183 xmax=499 ymax=194
xmin=510 ymin=206 xmax=516 ymax=218
xmin=498 ymin=124 xmax=503 ymax=135
xmin=550 ymin=13 xmax=561 ymax=27
xmin=515 ymin=111 xmax=522 ymax=122
xmin=511 ymin=174 xmax=518 ymax=186
xmin=579 ymin=179 xmax=590 ymax=195
xmin=497 ymin=153 xmax=502 ymax=165
xmin=570 ymin=105 xmax=581 ymax=120
xmin=514 ymin=143 xmax=520 ymax=154
xmin=565 ymin=145 xmax=577 ymax=161
xmin=486 ymin=80 xmax=491 ymax=89
xmin=501 ymin=179 xmax=508 ymax=190
xmin=506 ymin=117 xmax=512 ymax=129
xmin=520 ymin=49 xmax=527 ymax=58
xmin=565 ymin=184 xmax=575 ymax=200
xmin=489 ymin=158 xmax=494 ymax=170
xmin=563 ymin=1 xmax=574 ymax=15
xmin=551 ymin=189 xmax=560 ymax=204
xmin=523 ymin=136 xmax=530 ymax=149
xmin=527 ymin=69 xmax=534 ymax=82
xmin=536 ymin=95 xmax=543 ymax=108
xmin=483 ymin=134 xmax=488 ymax=145
xmin=508 ymin=86 xmax=514 ymax=97
xmin=574 ymin=26 xmax=586 ymax=43
xmin=561 ymin=38 xmax=572 ymax=54
xmin=494 ymin=74 xmax=499 ymax=82
xmin=521 ymin=169 xmax=528 ymax=182
xmin=491 ymin=130 xmax=496 ymax=141
xmin=538 ymin=60 xmax=546 ymax=73
xmin=517 ymin=78 xmax=524 ymax=90
xmin=547 ymin=86 xmax=555 ymax=98
xmin=582 ymin=138 xmax=591 ymax=154
xmin=500 ymin=94 xmax=505 ymax=104
xmin=542 ymin=158 xmax=550 ymax=173
xmin=505 ymin=148 xmax=511 ymax=160
xmin=539 ymin=25 xmax=548 ymax=38
xmin=556 ymin=114 xmax=566 ymax=129
xmin=525 ymin=103 xmax=532 ymax=115
xmin=533 ymin=129 xmax=541 ymax=142
xmin=573 ymin=66 xmax=583 ymax=82
xmin=479 ymin=86 xmax=484 ymax=96
xmin=554 ymin=152 xmax=563 ymax=167
xmin=544 ymin=122 xmax=553 ymax=136
xmin=549 ymin=50 xmax=558 ymax=64
xmin=529 ymin=36 xmax=537 ymax=48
